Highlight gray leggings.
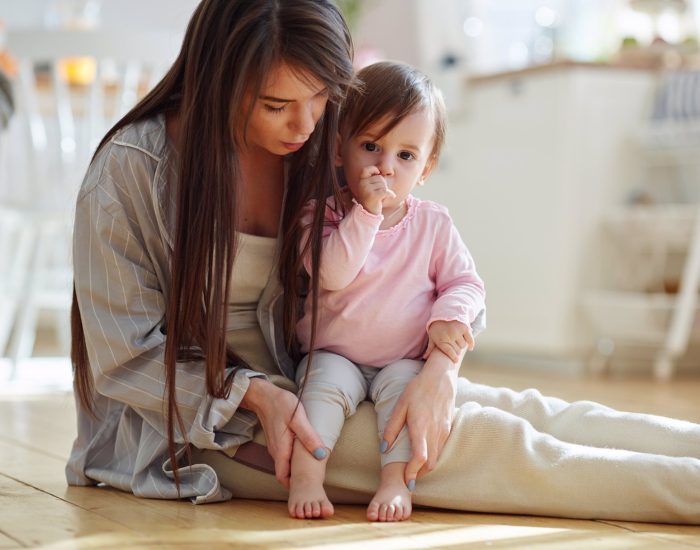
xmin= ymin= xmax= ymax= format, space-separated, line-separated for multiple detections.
xmin=296 ymin=351 xmax=420 ymax=467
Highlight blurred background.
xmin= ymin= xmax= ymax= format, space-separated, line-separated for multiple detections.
xmin=2 ymin=0 xmax=700 ymax=394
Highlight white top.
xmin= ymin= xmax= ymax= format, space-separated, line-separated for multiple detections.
xmin=227 ymin=232 xmax=277 ymax=331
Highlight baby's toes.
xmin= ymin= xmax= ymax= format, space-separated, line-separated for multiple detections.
xmin=367 ymin=501 xmax=380 ymax=521
xmin=310 ymin=501 xmax=321 ymax=517
xmin=321 ymin=500 xmax=335 ymax=518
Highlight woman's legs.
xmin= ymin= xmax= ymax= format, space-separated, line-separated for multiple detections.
xmin=199 ymin=376 xmax=700 ymax=524
xmin=456 ymin=377 xmax=700 ymax=457
xmin=329 ymin=396 xmax=700 ymax=523
xmin=406 ymin=399 xmax=700 ymax=523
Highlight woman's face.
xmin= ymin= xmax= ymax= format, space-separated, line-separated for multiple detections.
xmin=245 ymin=63 xmax=329 ymax=156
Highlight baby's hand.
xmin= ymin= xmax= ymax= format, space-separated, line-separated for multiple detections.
xmin=356 ymin=165 xmax=396 ymax=215
xmin=423 ymin=320 xmax=473 ymax=363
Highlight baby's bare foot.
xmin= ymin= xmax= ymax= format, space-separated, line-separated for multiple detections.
xmin=367 ymin=462 xmax=412 ymax=522
xmin=288 ymin=472 xmax=334 ymax=519
xmin=288 ymin=441 xmax=334 ymax=519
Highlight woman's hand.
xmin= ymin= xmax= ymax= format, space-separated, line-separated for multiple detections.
xmin=381 ymin=349 xmax=460 ymax=489
xmin=240 ymin=378 xmax=325 ymax=489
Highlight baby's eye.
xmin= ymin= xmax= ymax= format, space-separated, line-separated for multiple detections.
xmin=399 ymin=151 xmax=415 ymax=161
xmin=362 ymin=142 xmax=378 ymax=152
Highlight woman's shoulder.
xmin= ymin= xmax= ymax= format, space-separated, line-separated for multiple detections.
xmin=80 ymin=115 xmax=172 ymax=196
xmin=77 ymin=114 xmax=176 ymax=226
xmin=108 ymin=114 xmax=171 ymax=163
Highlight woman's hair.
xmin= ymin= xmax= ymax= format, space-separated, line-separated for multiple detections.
xmin=71 ymin=0 xmax=353 ymax=488
xmin=340 ymin=61 xmax=447 ymax=161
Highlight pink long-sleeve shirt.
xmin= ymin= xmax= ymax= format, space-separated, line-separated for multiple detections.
xmin=296 ymin=194 xmax=486 ymax=367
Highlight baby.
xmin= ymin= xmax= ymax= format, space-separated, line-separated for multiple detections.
xmin=290 ymin=61 xmax=485 ymax=521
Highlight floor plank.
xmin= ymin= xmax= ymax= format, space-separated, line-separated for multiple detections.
xmin=0 ymin=393 xmax=76 ymax=460
xmin=2 ymin=364 xmax=700 ymax=548
xmin=4 ymin=434 xmax=698 ymax=549
xmin=0 ymin=473 xmax=131 ymax=548
xmin=0 ymin=531 xmax=21 ymax=550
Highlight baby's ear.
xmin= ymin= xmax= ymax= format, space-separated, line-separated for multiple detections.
xmin=418 ymin=155 xmax=437 ymax=186
xmin=334 ymin=133 xmax=344 ymax=167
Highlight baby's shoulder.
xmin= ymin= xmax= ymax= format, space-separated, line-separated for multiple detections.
xmin=411 ymin=197 xmax=453 ymax=226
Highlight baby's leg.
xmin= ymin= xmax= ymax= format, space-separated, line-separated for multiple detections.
xmin=368 ymin=461 xmax=412 ymax=522
xmin=366 ymin=360 xmax=423 ymax=521
xmin=456 ymin=376 xmax=700 ymax=457
xmin=289 ymin=352 xmax=368 ymax=519
xmin=289 ymin=438 xmax=333 ymax=519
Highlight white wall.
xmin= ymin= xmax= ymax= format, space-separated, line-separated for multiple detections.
xmin=0 ymin=0 xmax=198 ymax=31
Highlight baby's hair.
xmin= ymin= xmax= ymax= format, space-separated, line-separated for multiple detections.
xmin=340 ymin=61 xmax=447 ymax=161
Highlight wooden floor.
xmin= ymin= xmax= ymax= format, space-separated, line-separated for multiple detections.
xmin=2 ymin=362 xmax=700 ymax=549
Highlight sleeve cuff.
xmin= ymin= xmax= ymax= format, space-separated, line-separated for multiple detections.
xmin=351 ymin=199 xmax=383 ymax=222
xmin=426 ymin=315 xmax=471 ymax=333
xmin=238 ymin=368 xmax=268 ymax=380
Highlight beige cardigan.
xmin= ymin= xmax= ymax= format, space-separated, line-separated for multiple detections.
xmin=67 ymin=114 xmax=293 ymax=502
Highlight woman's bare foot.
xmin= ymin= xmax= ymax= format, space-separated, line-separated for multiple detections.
xmin=366 ymin=462 xmax=412 ymax=522
xmin=288 ymin=440 xmax=334 ymax=519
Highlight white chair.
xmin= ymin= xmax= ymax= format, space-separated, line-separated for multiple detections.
xmin=0 ymin=28 xmax=180 ymax=378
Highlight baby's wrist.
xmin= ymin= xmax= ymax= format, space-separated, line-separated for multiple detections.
xmin=353 ymin=199 xmax=382 ymax=217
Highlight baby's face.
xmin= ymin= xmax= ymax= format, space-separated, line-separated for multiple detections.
xmin=339 ymin=109 xmax=435 ymax=213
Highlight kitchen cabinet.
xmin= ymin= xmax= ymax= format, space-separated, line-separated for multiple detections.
xmin=417 ymin=61 xmax=658 ymax=367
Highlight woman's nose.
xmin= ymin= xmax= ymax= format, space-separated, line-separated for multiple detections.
xmin=291 ymin=103 xmax=316 ymax=136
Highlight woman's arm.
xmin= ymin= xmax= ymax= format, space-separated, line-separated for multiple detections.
xmin=73 ymin=144 xmax=261 ymax=450
xmin=240 ymin=378 xmax=325 ymax=488
xmin=380 ymin=347 xmax=462 ymax=488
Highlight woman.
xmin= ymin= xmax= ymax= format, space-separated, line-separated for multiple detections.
xmin=68 ymin=0 xmax=354 ymax=500
xmin=69 ymin=0 xmax=700 ymax=523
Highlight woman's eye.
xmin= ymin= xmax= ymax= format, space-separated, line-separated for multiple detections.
xmin=264 ymin=104 xmax=287 ymax=114
xmin=399 ymin=151 xmax=415 ymax=161
xmin=362 ymin=142 xmax=378 ymax=152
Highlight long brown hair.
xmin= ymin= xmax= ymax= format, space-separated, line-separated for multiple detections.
xmin=71 ymin=0 xmax=353 ymax=487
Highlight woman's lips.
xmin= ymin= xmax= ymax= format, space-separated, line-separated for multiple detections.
xmin=282 ymin=141 xmax=306 ymax=152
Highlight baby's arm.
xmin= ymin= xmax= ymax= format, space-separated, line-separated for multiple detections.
xmin=427 ymin=215 xmax=486 ymax=360
xmin=299 ymin=199 xmax=382 ymax=291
